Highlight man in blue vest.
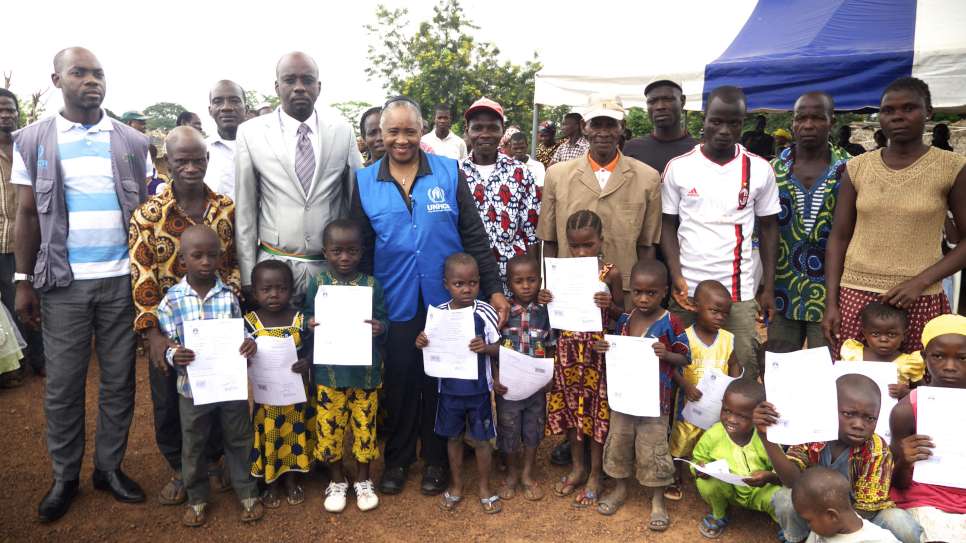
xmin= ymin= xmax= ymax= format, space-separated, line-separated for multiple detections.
xmin=350 ymin=96 xmax=508 ymax=496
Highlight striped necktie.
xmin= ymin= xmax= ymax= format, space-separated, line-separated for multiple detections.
xmin=294 ymin=122 xmax=315 ymax=193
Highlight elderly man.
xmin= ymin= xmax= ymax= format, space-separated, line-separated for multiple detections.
xmin=235 ymin=52 xmax=362 ymax=302
xmin=351 ymin=97 xmax=508 ymax=496
xmin=623 ymin=80 xmax=698 ymax=175
xmin=204 ymin=80 xmax=246 ymax=197
xmin=13 ymin=47 xmax=150 ymax=522
xmin=460 ymin=97 xmax=539 ymax=286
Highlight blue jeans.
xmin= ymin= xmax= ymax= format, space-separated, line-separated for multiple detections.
xmin=772 ymin=487 xmax=922 ymax=543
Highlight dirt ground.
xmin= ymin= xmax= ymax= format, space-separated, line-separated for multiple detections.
xmin=0 ymin=357 xmax=779 ymax=543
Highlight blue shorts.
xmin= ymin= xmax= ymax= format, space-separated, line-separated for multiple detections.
xmin=435 ymin=392 xmax=496 ymax=442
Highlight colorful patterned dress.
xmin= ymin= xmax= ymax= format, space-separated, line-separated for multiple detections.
xmin=546 ymin=263 xmax=614 ymax=444
xmin=246 ymin=311 xmax=317 ymax=483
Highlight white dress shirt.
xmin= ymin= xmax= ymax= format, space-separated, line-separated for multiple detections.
xmin=204 ymin=134 xmax=237 ymax=197
xmin=421 ymin=130 xmax=467 ymax=160
xmin=279 ymin=108 xmax=321 ymax=180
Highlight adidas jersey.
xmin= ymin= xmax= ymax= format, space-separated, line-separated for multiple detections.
xmin=661 ymin=144 xmax=780 ymax=301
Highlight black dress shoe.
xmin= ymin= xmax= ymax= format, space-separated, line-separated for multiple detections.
xmin=379 ymin=466 xmax=407 ymax=495
xmin=38 ymin=479 xmax=79 ymax=523
xmin=420 ymin=465 xmax=448 ymax=496
xmin=92 ymin=469 xmax=145 ymax=503
xmin=549 ymin=441 xmax=572 ymax=466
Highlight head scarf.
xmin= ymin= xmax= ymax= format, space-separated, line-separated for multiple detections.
xmin=921 ymin=314 xmax=966 ymax=348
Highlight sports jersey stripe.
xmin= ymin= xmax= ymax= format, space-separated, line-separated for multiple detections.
xmin=731 ymin=224 xmax=743 ymax=302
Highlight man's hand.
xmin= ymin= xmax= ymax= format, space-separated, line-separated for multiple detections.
xmin=172 ymin=347 xmax=196 ymax=366
xmin=756 ymin=290 xmax=775 ymax=325
xmin=415 ymin=331 xmax=429 ymax=349
xmin=822 ymin=303 xmax=841 ymax=347
xmin=146 ymin=327 xmax=176 ymax=376
xmin=752 ymin=401 xmax=780 ymax=439
xmin=489 ymin=293 xmax=510 ymax=328
xmin=671 ymin=275 xmax=694 ymax=311
xmin=239 ymin=338 xmax=257 ymax=358
xmin=743 ymin=470 xmax=777 ymax=487
xmin=898 ymin=434 xmax=934 ymax=464
xmin=365 ymin=319 xmax=384 ymax=337
xmin=14 ymin=281 xmax=41 ymax=329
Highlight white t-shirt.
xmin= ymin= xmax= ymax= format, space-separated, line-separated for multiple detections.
xmin=421 ymin=131 xmax=467 ymax=161
xmin=524 ymin=157 xmax=546 ymax=187
xmin=661 ymin=144 xmax=780 ymax=301
xmin=804 ymin=518 xmax=900 ymax=542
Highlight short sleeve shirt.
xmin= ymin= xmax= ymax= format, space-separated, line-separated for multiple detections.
xmin=437 ymin=300 xmax=500 ymax=396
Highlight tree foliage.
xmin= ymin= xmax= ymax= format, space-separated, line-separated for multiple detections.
xmin=365 ymin=0 xmax=541 ymax=136
xmin=244 ymin=90 xmax=279 ymax=113
xmin=332 ymin=100 xmax=375 ymax=136
xmin=143 ymin=102 xmax=188 ymax=132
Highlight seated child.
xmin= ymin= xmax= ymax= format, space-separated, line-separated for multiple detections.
xmin=245 ymin=260 xmax=313 ymax=508
xmin=692 ymin=378 xmax=781 ymax=539
xmin=839 ymin=302 xmax=924 ymax=399
xmin=156 ymin=225 xmax=261 ymax=527
xmin=754 ymin=373 xmax=922 ymax=543
xmin=890 ymin=314 xmax=966 ymax=543
xmin=416 ymin=253 xmax=502 ymax=514
xmin=793 ymin=466 xmax=900 ymax=542
xmin=495 ymin=254 xmax=553 ymax=502
xmin=305 ymin=219 xmax=387 ymax=513
xmin=592 ymin=260 xmax=690 ymax=532
xmin=670 ymin=280 xmax=741 ymax=498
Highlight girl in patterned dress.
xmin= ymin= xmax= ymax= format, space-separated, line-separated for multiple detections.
xmin=245 ymin=260 xmax=316 ymax=507
xmin=540 ymin=210 xmax=624 ymax=508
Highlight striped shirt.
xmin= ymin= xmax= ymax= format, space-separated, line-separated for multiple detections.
xmin=11 ymin=113 xmax=151 ymax=280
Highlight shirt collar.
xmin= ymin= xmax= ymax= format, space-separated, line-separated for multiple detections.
xmin=177 ymin=275 xmax=229 ymax=300
xmin=56 ymin=110 xmax=113 ymax=133
xmin=321 ymin=269 xmax=364 ymax=285
xmin=279 ymin=107 xmax=318 ymax=135
xmin=375 ymin=150 xmax=433 ymax=182
xmin=205 ymin=133 xmax=235 ymax=148
xmin=588 ymin=151 xmax=621 ymax=172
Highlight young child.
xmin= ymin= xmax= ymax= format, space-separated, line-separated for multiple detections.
xmin=754 ymin=373 xmax=922 ymax=543
xmin=304 ymin=219 xmax=386 ymax=513
xmin=669 ymin=280 xmax=741 ymax=499
xmin=496 ymin=254 xmax=554 ymax=502
xmin=890 ymin=314 xmax=966 ymax=543
xmin=839 ymin=302 xmax=924 ymax=399
xmin=540 ymin=209 xmax=624 ymax=509
xmin=416 ymin=253 xmax=502 ymax=514
xmin=156 ymin=225 xmax=262 ymax=526
xmin=691 ymin=379 xmax=781 ymax=539
xmin=592 ymin=259 xmax=689 ymax=532
xmin=245 ymin=260 xmax=314 ymax=508
xmin=793 ymin=467 xmax=900 ymax=542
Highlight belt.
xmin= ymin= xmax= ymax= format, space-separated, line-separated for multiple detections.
xmin=259 ymin=242 xmax=325 ymax=263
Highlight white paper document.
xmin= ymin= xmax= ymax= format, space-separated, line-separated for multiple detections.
xmin=913 ymin=386 xmax=966 ymax=489
xmin=604 ymin=335 xmax=660 ymax=417
xmin=764 ymin=347 xmax=839 ymax=445
xmin=313 ymin=285 xmax=373 ymax=366
xmin=682 ymin=368 xmax=739 ymax=430
xmin=249 ymin=336 xmax=307 ymax=406
xmin=544 ymin=257 xmax=603 ymax=332
xmin=498 ymin=347 xmax=553 ymax=401
xmin=423 ymin=305 xmax=478 ymax=380
xmin=833 ymin=361 xmax=897 ymax=442
xmin=675 ymin=458 xmax=750 ymax=487
xmin=183 ymin=318 xmax=249 ymax=405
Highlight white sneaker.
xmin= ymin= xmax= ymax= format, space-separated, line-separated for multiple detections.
xmin=323 ymin=481 xmax=349 ymax=513
xmin=354 ymin=480 xmax=379 ymax=512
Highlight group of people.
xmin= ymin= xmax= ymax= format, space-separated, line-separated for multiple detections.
xmin=1 ymin=44 xmax=965 ymax=542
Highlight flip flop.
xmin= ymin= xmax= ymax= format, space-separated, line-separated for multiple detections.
xmin=286 ymin=484 xmax=305 ymax=506
xmin=596 ymin=492 xmax=625 ymax=516
xmin=498 ymin=482 xmax=517 ymax=500
xmin=261 ymin=487 xmax=281 ymax=509
xmin=181 ymin=503 xmax=207 ymax=528
xmin=480 ymin=495 xmax=502 ymax=514
xmin=648 ymin=510 xmax=671 ymax=532
xmin=572 ymin=488 xmax=598 ymax=509
xmin=553 ymin=475 xmax=585 ymax=497
xmin=523 ymin=482 xmax=545 ymax=501
xmin=439 ymin=491 xmax=463 ymax=512
xmin=699 ymin=514 xmax=730 ymax=539
xmin=663 ymin=484 xmax=683 ymax=501
xmin=240 ymin=499 xmax=265 ymax=523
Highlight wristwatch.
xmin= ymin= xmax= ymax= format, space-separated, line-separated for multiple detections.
xmin=12 ymin=273 xmax=34 ymax=283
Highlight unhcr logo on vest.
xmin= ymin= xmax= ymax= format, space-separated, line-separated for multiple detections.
xmin=426 ymin=186 xmax=452 ymax=213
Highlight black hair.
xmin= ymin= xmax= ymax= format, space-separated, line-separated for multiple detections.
xmin=630 ymin=259 xmax=668 ymax=285
xmin=359 ymin=106 xmax=382 ymax=136
xmin=251 ymin=259 xmax=294 ymax=289
xmin=792 ymin=466 xmax=852 ymax=512
xmin=836 ymin=373 xmax=882 ymax=408
xmin=564 ymin=112 xmax=583 ymax=124
xmin=694 ymin=279 xmax=730 ymax=302
xmin=933 ymin=123 xmax=950 ymax=140
xmin=860 ymin=301 xmax=908 ymax=330
xmin=384 ymin=95 xmax=421 ymax=110
xmin=565 ymin=209 xmax=603 ymax=237
xmin=435 ymin=103 xmax=452 ymax=114
xmin=795 ymin=91 xmax=835 ymax=117
xmin=882 ymin=76 xmax=932 ymax=111
xmin=506 ymin=253 xmax=540 ymax=278
xmin=0 ymin=88 xmax=20 ymax=113
xmin=509 ymin=131 xmax=527 ymax=144
xmin=644 ymin=79 xmax=682 ymax=96
xmin=706 ymin=85 xmax=746 ymax=107
xmin=838 ymin=125 xmax=852 ymax=138
xmin=444 ymin=252 xmax=478 ymax=279
xmin=322 ymin=218 xmax=363 ymax=246
xmin=724 ymin=377 xmax=765 ymax=405
xmin=175 ymin=111 xmax=197 ymax=127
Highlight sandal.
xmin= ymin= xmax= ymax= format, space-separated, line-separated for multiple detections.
xmin=159 ymin=475 xmax=187 ymax=506
xmin=663 ymin=484 xmax=683 ymax=501
xmin=572 ymin=488 xmax=598 ymax=509
xmin=439 ymin=491 xmax=463 ymax=512
xmin=261 ymin=486 xmax=282 ymax=509
xmin=553 ymin=474 xmax=586 ymax=497
xmin=522 ymin=482 xmax=545 ymax=501
xmin=240 ymin=498 xmax=264 ymax=523
xmin=181 ymin=503 xmax=207 ymax=528
xmin=699 ymin=514 xmax=730 ymax=539
xmin=480 ymin=495 xmax=502 ymax=514
xmin=286 ymin=484 xmax=305 ymax=506
xmin=596 ymin=492 xmax=625 ymax=516
xmin=648 ymin=510 xmax=671 ymax=532
xmin=498 ymin=482 xmax=517 ymax=500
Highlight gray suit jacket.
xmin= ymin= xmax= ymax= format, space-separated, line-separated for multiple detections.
xmin=234 ymin=107 xmax=363 ymax=286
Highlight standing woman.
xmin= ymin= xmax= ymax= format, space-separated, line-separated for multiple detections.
xmin=824 ymin=77 xmax=966 ymax=357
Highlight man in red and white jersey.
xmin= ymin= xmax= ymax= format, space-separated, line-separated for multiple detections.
xmin=660 ymin=86 xmax=780 ymax=378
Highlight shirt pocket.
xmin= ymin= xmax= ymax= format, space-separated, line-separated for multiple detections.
xmin=119 ymin=177 xmax=141 ymax=214
xmin=34 ymin=176 xmax=56 ymax=214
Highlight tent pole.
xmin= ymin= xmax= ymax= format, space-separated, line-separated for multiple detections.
xmin=530 ymin=102 xmax=539 ymax=156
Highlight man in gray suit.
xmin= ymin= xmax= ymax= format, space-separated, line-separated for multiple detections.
xmin=235 ymin=51 xmax=362 ymax=301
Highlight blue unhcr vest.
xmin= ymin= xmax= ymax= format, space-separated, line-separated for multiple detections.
xmin=357 ymin=154 xmax=464 ymax=322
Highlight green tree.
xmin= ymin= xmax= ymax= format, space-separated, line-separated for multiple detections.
xmin=244 ymin=90 xmax=279 ymax=112
xmin=365 ymin=0 xmax=541 ymax=136
xmin=332 ymin=100 xmax=375 ymax=136
xmin=143 ymin=102 xmax=187 ymax=132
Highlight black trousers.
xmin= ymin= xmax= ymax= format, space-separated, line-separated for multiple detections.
xmin=382 ymin=307 xmax=447 ymax=470
xmin=148 ymin=361 xmax=223 ymax=471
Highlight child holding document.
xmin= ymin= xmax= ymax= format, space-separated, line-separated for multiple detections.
xmin=540 ymin=210 xmax=624 ymax=508
xmin=592 ymin=260 xmax=690 ymax=531
xmin=156 ymin=226 xmax=262 ymax=526
xmin=244 ymin=260 xmax=314 ymax=508
xmin=754 ymin=374 xmax=922 ymax=543
xmin=304 ymin=219 xmax=387 ymax=513
xmin=839 ymin=302 xmax=924 ymax=399
xmin=415 ymin=253 xmax=502 ymax=514
xmin=890 ymin=314 xmax=966 ymax=543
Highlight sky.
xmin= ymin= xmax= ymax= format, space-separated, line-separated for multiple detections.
xmin=1 ymin=0 xmax=754 ymax=133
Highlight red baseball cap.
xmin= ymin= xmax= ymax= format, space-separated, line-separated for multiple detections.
xmin=464 ymin=97 xmax=504 ymax=121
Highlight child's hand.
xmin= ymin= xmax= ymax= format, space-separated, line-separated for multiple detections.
xmin=898 ymin=434 xmax=934 ymax=465
xmin=469 ymin=337 xmax=486 ymax=353
xmin=684 ymin=383 xmax=703 ymax=402
xmin=593 ymin=290 xmax=612 ymax=310
xmin=239 ymin=338 xmax=257 ymax=359
xmin=172 ymin=347 xmax=195 ymax=366
xmin=493 ymin=379 xmax=508 ymax=396
xmin=652 ymin=341 xmax=668 ymax=360
xmin=291 ymin=358 xmax=310 ymax=376
xmin=742 ymin=470 xmax=776 ymax=487
xmin=308 ymin=318 xmax=318 ymax=328
xmin=366 ymin=319 xmax=384 ymax=337
xmin=593 ymin=339 xmax=610 ymax=353
xmin=889 ymin=382 xmax=911 ymax=399
xmin=752 ymin=401 xmax=780 ymax=438
xmin=537 ymin=289 xmax=553 ymax=304
xmin=692 ymin=463 xmax=711 ymax=479
xmin=415 ymin=331 xmax=429 ymax=349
